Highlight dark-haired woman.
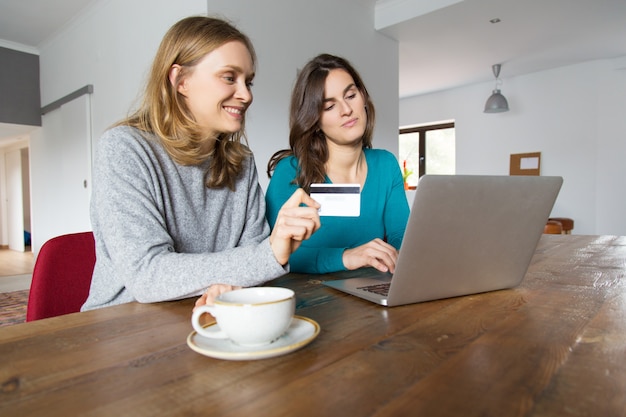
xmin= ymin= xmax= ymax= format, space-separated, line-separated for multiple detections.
xmin=266 ymin=54 xmax=409 ymax=274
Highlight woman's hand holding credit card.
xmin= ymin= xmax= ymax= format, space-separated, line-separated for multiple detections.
xmin=309 ymin=184 xmax=360 ymax=217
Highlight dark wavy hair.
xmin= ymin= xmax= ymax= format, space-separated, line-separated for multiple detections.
xmin=266 ymin=54 xmax=375 ymax=191
xmin=121 ymin=16 xmax=256 ymax=190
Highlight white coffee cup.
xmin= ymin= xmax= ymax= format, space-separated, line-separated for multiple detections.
xmin=191 ymin=287 xmax=295 ymax=347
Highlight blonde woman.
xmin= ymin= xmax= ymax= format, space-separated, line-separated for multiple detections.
xmin=83 ymin=16 xmax=319 ymax=311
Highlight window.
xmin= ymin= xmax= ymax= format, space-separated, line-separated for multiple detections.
xmin=399 ymin=121 xmax=455 ymax=188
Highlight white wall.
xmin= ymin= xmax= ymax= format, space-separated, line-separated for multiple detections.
xmin=30 ymin=0 xmax=399 ymax=252
xmin=39 ymin=0 xmax=209 ymax=151
xmin=400 ymin=58 xmax=626 ymax=236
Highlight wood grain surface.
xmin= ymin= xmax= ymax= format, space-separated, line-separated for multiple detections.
xmin=1 ymin=235 xmax=624 ymax=417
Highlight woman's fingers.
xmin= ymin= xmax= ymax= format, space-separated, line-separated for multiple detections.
xmin=270 ymin=189 xmax=321 ymax=264
xmin=193 ymin=284 xmax=241 ymax=311
xmin=342 ymin=239 xmax=399 ymax=273
xmin=285 ymin=187 xmax=321 ymax=210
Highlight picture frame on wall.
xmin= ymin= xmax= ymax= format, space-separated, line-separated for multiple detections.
xmin=510 ymin=152 xmax=541 ymax=176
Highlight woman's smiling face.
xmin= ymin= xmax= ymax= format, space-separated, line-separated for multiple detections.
xmin=172 ymin=40 xmax=255 ymax=138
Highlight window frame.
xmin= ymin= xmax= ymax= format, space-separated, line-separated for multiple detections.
xmin=400 ymin=121 xmax=455 ymax=178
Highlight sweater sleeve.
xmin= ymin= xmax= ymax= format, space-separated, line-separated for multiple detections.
xmin=287 ymin=246 xmax=346 ymax=273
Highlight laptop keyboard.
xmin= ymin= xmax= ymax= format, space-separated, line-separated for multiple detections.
xmin=357 ymin=282 xmax=390 ymax=296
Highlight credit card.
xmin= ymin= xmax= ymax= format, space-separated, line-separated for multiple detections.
xmin=310 ymin=183 xmax=360 ymax=217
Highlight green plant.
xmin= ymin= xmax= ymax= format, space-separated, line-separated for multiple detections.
xmin=402 ymin=167 xmax=413 ymax=183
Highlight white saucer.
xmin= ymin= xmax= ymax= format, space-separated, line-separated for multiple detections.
xmin=187 ymin=315 xmax=320 ymax=361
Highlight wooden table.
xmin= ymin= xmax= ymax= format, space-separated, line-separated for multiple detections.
xmin=1 ymin=235 xmax=625 ymax=416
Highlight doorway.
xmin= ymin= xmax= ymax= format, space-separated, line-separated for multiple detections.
xmin=2 ymin=143 xmax=32 ymax=253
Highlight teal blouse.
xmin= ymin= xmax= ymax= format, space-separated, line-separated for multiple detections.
xmin=265 ymin=148 xmax=410 ymax=273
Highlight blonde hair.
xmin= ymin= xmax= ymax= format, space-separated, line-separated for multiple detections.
xmin=122 ymin=16 xmax=257 ymax=190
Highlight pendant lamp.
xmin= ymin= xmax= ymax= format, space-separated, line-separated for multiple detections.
xmin=484 ymin=64 xmax=509 ymax=113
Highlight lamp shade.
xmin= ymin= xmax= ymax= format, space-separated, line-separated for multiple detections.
xmin=484 ymin=89 xmax=509 ymax=113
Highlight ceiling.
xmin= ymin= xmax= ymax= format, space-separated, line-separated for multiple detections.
xmin=379 ymin=0 xmax=626 ymax=98
xmin=0 ymin=0 xmax=99 ymax=146
xmin=1 ymin=0 xmax=626 ymax=143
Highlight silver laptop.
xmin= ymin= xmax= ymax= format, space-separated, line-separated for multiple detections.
xmin=323 ymin=175 xmax=563 ymax=306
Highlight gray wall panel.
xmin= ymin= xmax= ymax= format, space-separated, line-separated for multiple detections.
xmin=0 ymin=47 xmax=41 ymax=126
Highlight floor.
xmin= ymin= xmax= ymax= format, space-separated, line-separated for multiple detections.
xmin=0 ymin=248 xmax=35 ymax=292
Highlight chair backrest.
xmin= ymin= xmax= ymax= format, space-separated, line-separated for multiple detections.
xmin=26 ymin=232 xmax=96 ymax=321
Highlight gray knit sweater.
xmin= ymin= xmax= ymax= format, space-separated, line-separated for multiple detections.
xmin=81 ymin=126 xmax=286 ymax=311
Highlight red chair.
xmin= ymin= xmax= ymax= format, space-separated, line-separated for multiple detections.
xmin=26 ymin=232 xmax=96 ymax=321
